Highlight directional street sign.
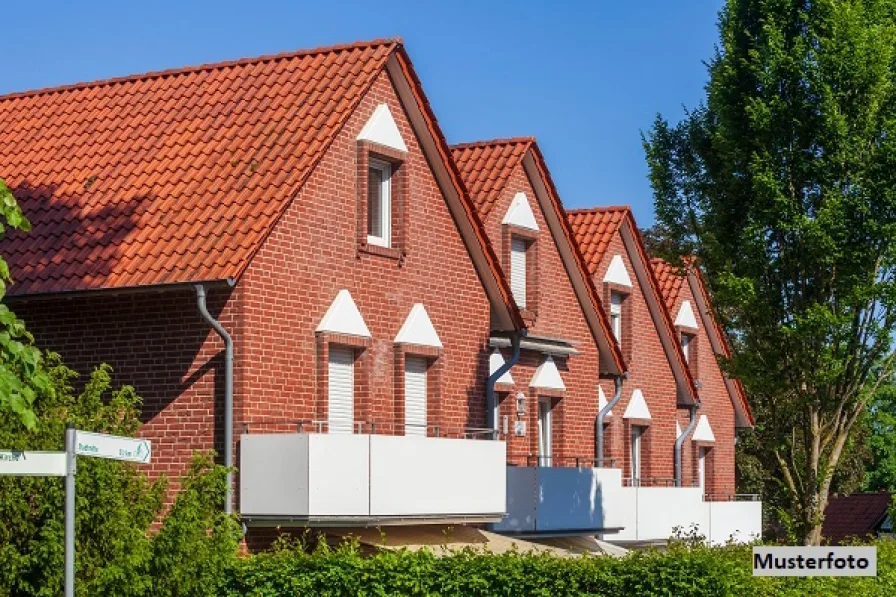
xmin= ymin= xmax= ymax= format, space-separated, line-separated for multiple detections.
xmin=74 ymin=431 xmax=152 ymax=464
xmin=0 ymin=450 xmax=67 ymax=476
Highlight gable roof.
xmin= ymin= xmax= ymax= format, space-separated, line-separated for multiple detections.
xmin=568 ymin=206 xmax=698 ymax=403
xmin=0 ymin=39 xmax=524 ymax=330
xmin=452 ymin=138 xmax=530 ymax=219
xmin=451 ymin=138 xmax=626 ymax=375
xmin=823 ymin=493 xmax=891 ymax=544
xmin=650 ymin=257 xmax=754 ymax=427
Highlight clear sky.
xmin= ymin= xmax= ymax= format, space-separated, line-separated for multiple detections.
xmin=1 ymin=0 xmax=724 ymax=225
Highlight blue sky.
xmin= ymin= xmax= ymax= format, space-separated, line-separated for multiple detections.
xmin=1 ymin=0 xmax=723 ymax=224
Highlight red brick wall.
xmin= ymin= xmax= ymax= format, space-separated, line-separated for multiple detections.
xmin=13 ymin=285 xmax=242 ymax=496
xmin=237 ymin=69 xmax=493 ymax=439
xmin=672 ymin=277 xmax=737 ymax=498
xmin=592 ymin=228 xmax=679 ymax=484
xmin=482 ymin=163 xmax=602 ymax=466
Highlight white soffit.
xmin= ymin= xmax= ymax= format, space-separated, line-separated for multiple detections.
xmin=394 ymin=303 xmax=443 ymax=348
xmin=357 ymin=103 xmax=408 ymax=152
xmin=530 ymin=356 xmax=565 ymax=390
xmin=675 ymin=300 xmax=699 ymax=329
xmin=623 ymin=389 xmax=652 ymax=420
xmin=316 ymin=289 xmax=372 ymax=337
xmin=489 ymin=349 xmax=514 ymax=384
xmin=603 ymin=254 xmax=633 ymax=287
xmin=598 ymin=385 xmax=613 ymax=417
xmin=692 ymin=415 xmax=716 ymax=443
xmin=501 ymin=192 xmax=540 ymax=231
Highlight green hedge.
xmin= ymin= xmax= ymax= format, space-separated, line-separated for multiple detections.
xmin=218 ymin=538 xmax=896 ymax=597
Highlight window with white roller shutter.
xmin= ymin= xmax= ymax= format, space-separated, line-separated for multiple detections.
xmin=328 ymin=346 xmax=355 ymax=434
xmin=510 ymin=237 xmax=528 ymax=308
xmin=404 ymin=356 xmax=428 ymax=436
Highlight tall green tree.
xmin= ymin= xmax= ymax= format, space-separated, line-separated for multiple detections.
xmin=0 ymin=178 xmax=50 ymax=428
xmin=644 ymin=0 xmax=896 ymax=544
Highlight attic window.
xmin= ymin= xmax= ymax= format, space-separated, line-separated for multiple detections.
xmin=367 ymin=158 xmax=392 ymax=247
xmin=610 ymin=292 xmax=623 ymax=341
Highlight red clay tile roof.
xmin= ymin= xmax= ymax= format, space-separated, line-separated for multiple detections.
xmin=451 ymin=138 xmax=532 ymax=219
xmin=0 ymin=39 xmax=401 ymax=295
xmin=823 ymin=493 xmax=891 ymax=544
xmin=449 ymin=139 xmax=625 ymax=373
xmin=650 ymin=258 xmax=686 ymax=311
xmin=566 ymin=208 xmax=628 ymax=277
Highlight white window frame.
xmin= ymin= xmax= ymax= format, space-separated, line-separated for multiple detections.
xmin=537 ymin=397 xmax=552 ymax=467
xmin=610 ymin=292 xmax=623 ymax=342
xmin=681 ymin=332 xmax=691 ymax=362
xmin=631 ymin=425 xmax=642 ymax=486
xmin=404 ymin=356 xmax=428 ymax=437
xmin=698 ymin=446 xmax=706 ymax=491
xmin=367 ymin=158 xmax=392 ymax=247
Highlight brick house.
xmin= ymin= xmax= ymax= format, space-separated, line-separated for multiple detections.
xmin=0 ymin=38 xmax=758 ymax=547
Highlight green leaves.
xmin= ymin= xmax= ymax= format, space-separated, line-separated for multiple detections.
xmin=644 ymin=0 xmax=896 ymax=543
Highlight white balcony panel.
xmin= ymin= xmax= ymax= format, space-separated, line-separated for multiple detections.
xmin=708 ymin=500 xmax=762 ymax=545
xmin=240 ymin=433 xmax=505 ymax=523
xmin=369 ymin=435 xmax=505 ymax=518
xmin=494 ymin=467 xmax=624 ymax=533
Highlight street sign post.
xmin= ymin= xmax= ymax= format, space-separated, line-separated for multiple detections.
xmin=2 ymin=427 xmax=151 ymax=597
xmin=0 ymin=450 xmax=67 ymax=476
xmin=74 ymin=430 xmax=152 ymax=463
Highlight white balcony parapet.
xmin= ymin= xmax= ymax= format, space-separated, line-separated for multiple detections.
xmin=496 ymin=465 xmax=761 ymax=545
xmin=240 ymin=432 xmax=506 ymax=525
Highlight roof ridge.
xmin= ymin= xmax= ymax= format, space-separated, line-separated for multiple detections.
xmin=566 ymin=205 xmax=631 ymax=214
xmin=450 ymin=137 xmax=535 ymax=150
xmin=0 ymin=37 xmax=402 ymax=102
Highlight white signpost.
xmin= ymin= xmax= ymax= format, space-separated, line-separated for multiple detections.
xmin=1 ymin=426 xmax=151 ymax=597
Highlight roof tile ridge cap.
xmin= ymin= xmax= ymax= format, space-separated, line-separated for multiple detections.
xmin=227 ymin=44 xmax=396 ymax=283
xmin=527 ymin=140 xmax=627 ymax=373
xmin=450 ymin=137 xmax=536 ymax=151
xmin=623 ymin=211 xmax=700 ymax=402
xmin=0 ymin=37 xmax=401 ymax=102
xmin=566 ymin=205 xmax=631 ymax=215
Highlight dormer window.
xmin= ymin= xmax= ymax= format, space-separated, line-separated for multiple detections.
xmin=610 ymin=292 xmax=623 ymax=341
xmin=681 ymin=332 xmax=691 ymax=361
xmin=367 ymin=158 xmax=392 ymax=247
xmin=510 ymin=236 xmax=529 ymax=307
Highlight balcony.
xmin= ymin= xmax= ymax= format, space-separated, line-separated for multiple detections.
xmin=239 ymin=423 xmax=506 ymax=526
xmin=494 ymin=460 xmax=761 ymax=544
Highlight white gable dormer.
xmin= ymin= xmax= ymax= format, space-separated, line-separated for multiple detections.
xmin=675 ymin=300 xmax=699 ymax=329
xmin=623 ymin=388 xmax=651 ymax=420
xmin=357 ymin=103 xmax=408 ymax=152
xmin=489 ymin=349 xmax=514 ymax=384
xmin=692 ymin=415 xmax=715 ymax=443
xmin=316 ymin=289 xmax=371 ymax=337
xmin=502 ymin=192 xmax=539 ymax=231
xmin=603 ymin=254 xmax=633 ymax=287
xmin=394 ymin=303 xmax=442 ymax=348
xmin=530 ymin=356 xmax=565 ymax=390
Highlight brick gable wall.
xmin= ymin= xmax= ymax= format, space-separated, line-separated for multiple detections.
xmin=672 ymin=279 xmax=737 ymax=497
xmin=484 ymin=164 xmax=602 ymax=466
xmin=592 ymin=230 xmax=679 ymax=484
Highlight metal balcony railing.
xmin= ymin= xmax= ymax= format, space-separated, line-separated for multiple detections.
xmin=503 ymin=454 xmax=618 ymax=468
xmin=241 ymin=419 xmax=500 ymax=440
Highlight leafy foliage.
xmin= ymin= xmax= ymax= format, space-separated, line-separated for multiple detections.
xmin=0 ymin=355 xmax=239 ymax=597
xmin=0 ymin=178 xmax=50 ymax=429
xmin=643 ymin=0 xmax=896 ymax=544
xmin=864 ymin=385 xmax=896 ymax=491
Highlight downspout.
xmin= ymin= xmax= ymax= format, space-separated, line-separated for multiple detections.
xmin=596 ymin=375 xmax=625 ymax=466
xmin=195 ymin=284 xmax=234 ymax=515
xmin=675 ymin=404 xmax=700 ymax=487
xmin=486 ymin=332 xmax=523 ymax=435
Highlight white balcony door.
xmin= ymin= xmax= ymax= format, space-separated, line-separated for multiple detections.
xmin=404 ymin=356 xmax=428 ymax=436
xmin=631 ymin=425 xmax=642 ymax=486
xmin=537 ymin=398 xmax=552 ymax=467
xmin=698 ymin=446 xmax=706 ymax=490
xmin=328 ymin=346 xmax=355 ymax=434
